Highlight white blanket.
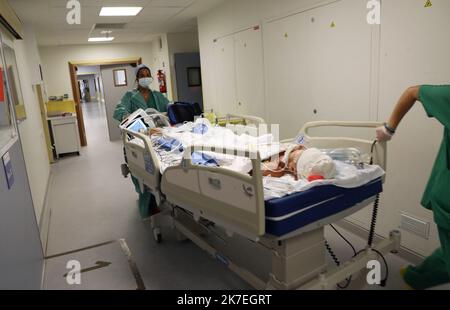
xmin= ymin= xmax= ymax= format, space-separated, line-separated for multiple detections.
xmin=131 ymin=123 xmax=385 ymax=201
xmin=163 ymin=124 xmax=282 ymax=161
xmin=262 ymin=161 xmax=385 ymax=200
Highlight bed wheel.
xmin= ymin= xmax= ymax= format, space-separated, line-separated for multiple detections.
xmin=153 ymin=228 xmax=162 ymax=243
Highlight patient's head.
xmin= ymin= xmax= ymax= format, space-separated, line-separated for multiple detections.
xmin=284 ymin=145 xmax=336 ymax=180
xmin=297 ymin=148 xmax=336 ymax=180
xmin=286 ymin=146 xmax=306 ymax=173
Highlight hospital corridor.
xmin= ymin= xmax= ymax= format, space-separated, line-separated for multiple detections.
xmin=39 ymin=100 xmax=414 ymax=290
xmin=1 ymin=0 xmax=450 ymax=301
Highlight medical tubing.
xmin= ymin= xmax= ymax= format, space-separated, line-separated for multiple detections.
xmin=363 ymin=141 xmax=388 ymax=286
xmin=330 ymin=224 xmax=357 ymax=256
xmin=372 ymin=248 xmax=389 ymax=286
xmin=369 ymin=140 xmax=377 ymax=165
xmin=329 ymin=140 xmax=384 ymax=288
xmin=352 ymin=247 xmax=389 ymax=287
xmin=325 ymin=240 xmax=352 ymax=289
xmin=368 ymin=140 xmax=379 ymax=248
xmin=325 ymin=240 xmax=340 ymax=266
xmin=368 ymin=193 xmax=380 ymax=247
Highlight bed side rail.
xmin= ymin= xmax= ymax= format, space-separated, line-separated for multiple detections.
xmin=297 ymin=121 xmax=387 ymax=171
xmin=161 ymin=144 xmax=265 ymax=239
xmin=122 ymin=129 xmax=161 ymax=192
xmin=224 ymin=114 xmax=266 ymax=126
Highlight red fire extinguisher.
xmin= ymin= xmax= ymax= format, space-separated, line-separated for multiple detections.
xmin=157 ymin=70 xmax=167 ymax=94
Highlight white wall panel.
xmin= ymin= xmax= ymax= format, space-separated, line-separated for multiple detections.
xmin=198 ymin=0 xmax=449 ymax=257
xmin=265 ymin=0 xmax=373 ymax=138
xmin=212 ymin=36 xmax=237 ymax=115
xmin=234 ymin=27 xmax=266 ymax=118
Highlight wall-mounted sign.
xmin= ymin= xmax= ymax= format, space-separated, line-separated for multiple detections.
xmin=187 ymin=67 xmax=202 ymax=87
xmin=113 ymin=69 xmax=128 ymax=87
xmin=2 ymin=151 xmax=14 ymax=190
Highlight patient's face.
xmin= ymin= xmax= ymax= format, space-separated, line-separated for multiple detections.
xmin=287 ymin=147 xmax=305 ymax=173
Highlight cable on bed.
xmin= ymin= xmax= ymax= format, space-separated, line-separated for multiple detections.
xmin=364 ymin=141 xmax=388 ymax=286
xmin=330 ymin=224 xmax=357 ymax=256
xmin=325 ymin=240 xmax=352 ymax=289
xmin=327 ymin=140 xmax=388 ymax=288
xmin=368 ymin=140 xmax=379 ymax=247
xmin=326 ymin=225 xmax=356 ymax=289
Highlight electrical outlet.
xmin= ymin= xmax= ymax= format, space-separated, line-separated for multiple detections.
xmin=400 ymin=212 xmax=430 ymax=239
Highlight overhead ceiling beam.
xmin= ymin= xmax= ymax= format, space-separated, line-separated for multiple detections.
xmin=0 ymin=0 xmax=24 ymax=39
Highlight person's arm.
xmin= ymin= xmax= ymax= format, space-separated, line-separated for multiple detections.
xmin=387 ymin=86 xmax=420 ymax=129
xmin=377 ymin=86 xmax=420 ymax=142
xmin=113 ymin=92 xmax=132 ymax=122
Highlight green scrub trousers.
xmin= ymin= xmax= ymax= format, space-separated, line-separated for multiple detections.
xmin=114 ymin=89 xmax=169 ymax=218
xmin=131 ymin=175 xmax=157 ymax=218
xmin=404 ymin=228 xmax=450 ymax=290
xmin=403 ymin=85 xmax=450 ymax=290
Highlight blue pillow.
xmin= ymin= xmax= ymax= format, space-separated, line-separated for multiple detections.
xmin=157 ymin=137 xmax=184 ymax=152
xmin=192 ymin=123 xmax=209 ymax=135
xmin=191 ymin=152 xmax=218 ymax=167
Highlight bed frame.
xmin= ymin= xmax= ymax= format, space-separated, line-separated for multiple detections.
xmin=122 ymin=120 xmax=401 ymax=290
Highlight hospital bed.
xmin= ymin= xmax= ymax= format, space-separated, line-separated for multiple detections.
xmin=121 ymin=119 xmax=401 ymax=290
xmin=121 ymin=114 xmax=266 ymax=242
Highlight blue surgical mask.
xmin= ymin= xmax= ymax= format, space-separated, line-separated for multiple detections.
xmin=138 ymin=77 xmax=153 ymax=89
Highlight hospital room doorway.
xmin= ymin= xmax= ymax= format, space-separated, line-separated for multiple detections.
xmin=69 ymin=58 xmax=142 ymax=146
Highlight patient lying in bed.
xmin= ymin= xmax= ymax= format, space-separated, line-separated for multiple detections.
xmin=149 ymin=125 xmax=336 ymax=182
xmin=143 ymin=120 xmax=384 ymax=200
xmin=261 ymin=145 xmax=336 ymax=182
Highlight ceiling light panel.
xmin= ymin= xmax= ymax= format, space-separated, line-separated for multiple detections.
xmin=99 ymin=7 xmax=143 ymax=16
xmin=88 ymin=37 xmax=115 ymax=42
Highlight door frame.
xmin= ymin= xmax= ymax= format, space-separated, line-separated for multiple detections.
xmin=68 ymin=57 xmax=142 ymax=146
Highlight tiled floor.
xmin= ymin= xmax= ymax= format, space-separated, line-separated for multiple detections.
xmin=43 ymin=101 xmax=412 ymax=290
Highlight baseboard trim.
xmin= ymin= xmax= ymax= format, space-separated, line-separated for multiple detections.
xmin=39 ymin=171 xmax=52 ymax=255
xmin=39 ymin=171 xmax=53 ymax=290
xmin=336 ymin=219 xmax=424 ymax=266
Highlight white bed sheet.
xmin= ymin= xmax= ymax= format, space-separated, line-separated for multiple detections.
xmin=128 ymin=124 xmax=385 ymax=201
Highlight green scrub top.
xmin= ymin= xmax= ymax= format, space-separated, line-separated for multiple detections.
xmin=113 ymin=89 xmax=169 ymax=122
xmin=419 ymin=85 xmax=450 ymax=230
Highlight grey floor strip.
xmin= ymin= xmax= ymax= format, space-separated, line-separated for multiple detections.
xmin=118 ymin=239 xmax=146 ymax=290
xmin=44 ymin=238 xmax=146 ymax=290
xmin=44 ymin=240 xmax=117 ymax=260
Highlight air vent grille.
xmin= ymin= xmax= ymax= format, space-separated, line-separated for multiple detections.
xmin=94 ymin=23 xmax=126 ymax=30
xmin=400 ymin=212 xmax=430 ymax=239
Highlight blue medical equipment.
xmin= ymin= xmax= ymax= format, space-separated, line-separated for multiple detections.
xmin=191 ymin=152 xmax=219 ymax=167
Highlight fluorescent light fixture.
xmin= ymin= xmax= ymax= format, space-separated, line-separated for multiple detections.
xmin=88 ymin=37 xmax=115 ymax=42
xmin=99 ymin=7 xmax=143 ymax=16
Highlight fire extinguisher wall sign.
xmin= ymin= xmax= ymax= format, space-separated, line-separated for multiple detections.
xmin=157 ymin=70 xmax=167 ymax=94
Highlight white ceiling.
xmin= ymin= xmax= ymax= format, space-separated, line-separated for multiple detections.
xmin=8 ymin=0 xmax=223 ymax=46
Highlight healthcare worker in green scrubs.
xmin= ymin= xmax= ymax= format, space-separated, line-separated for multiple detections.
xmin=377 ymin=85 xmax=450 ymax=290
xmin=114 ymin=64 xmax=170 ymax=218
xmin=114 ymin=64 xmax=169 ymax=120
